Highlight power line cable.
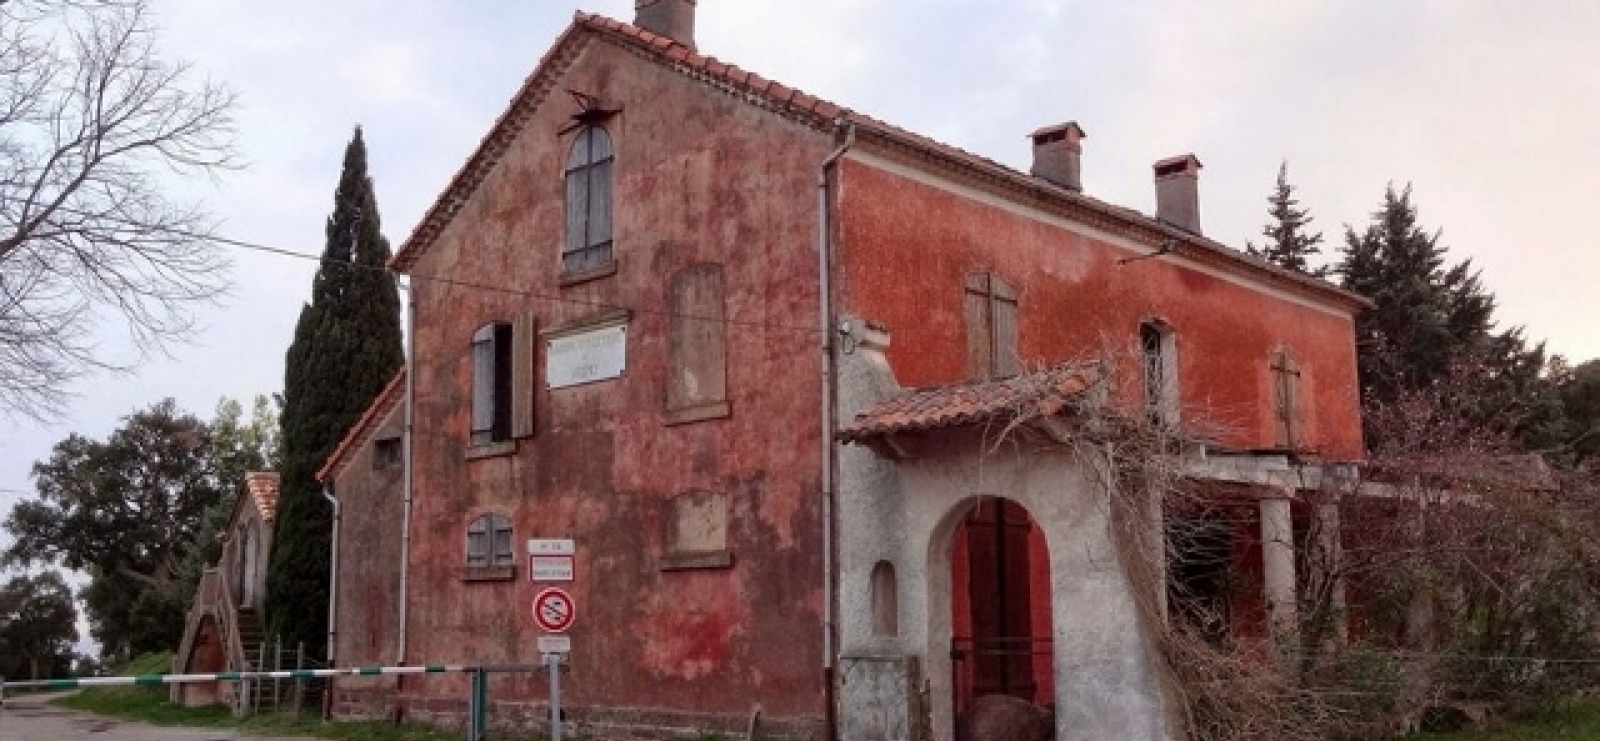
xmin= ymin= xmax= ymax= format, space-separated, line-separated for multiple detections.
xmin=34 ymin=208 xmax=827 ymax=336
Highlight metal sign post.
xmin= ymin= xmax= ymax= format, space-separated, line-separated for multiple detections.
xmin=545 ymin=652 xmax=562 ymax=741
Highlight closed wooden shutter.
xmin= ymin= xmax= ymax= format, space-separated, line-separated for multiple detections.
xmin=965 ymin=273 xmax=994 ymax=379
xmin=512 ymin=312 xmax=537 ymax=438
xmin=992 ymin=276 xmax=1019 ymax=377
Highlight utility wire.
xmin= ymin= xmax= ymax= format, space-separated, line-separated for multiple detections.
xmin=50 ymin=212 xmax=830 ymax=336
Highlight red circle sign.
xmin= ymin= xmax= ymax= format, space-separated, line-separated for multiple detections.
xmin=532 ymin=587 xmax=576 ymax=633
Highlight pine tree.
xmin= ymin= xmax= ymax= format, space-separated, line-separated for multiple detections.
xmin=266 ymin=128 xmax=402 ymax=658
xmin=1338 ymin=184 xmax=1494 ymax=402
xmin=1336 ymin=184 xmax=1553 ymax=450
xmin=1246 ymin=161 xmax=1326 ymax=276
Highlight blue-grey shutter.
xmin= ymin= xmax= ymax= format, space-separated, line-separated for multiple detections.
xmin=471 ymin=325 xmax=496 ymax=445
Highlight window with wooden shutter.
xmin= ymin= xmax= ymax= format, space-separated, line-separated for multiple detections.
xmin=563 ymin=126 xmax=614 ymax=275
xmin=666 ymin=264 xmax=730 ymax=425
xmin=964 ymin=273 xmax=1020 ymax=379
xmin=1140 ymin=320 xmax=1179 ymax=428
xmin=511 ymin=312 xmax=536 ymax=438
xmin=464 ymin=513 xmax=515 ymax=581
xmin=471 ymin=323 xmax=514 ymax=447
xmin=1270 ymin=347 xmax=1301 ymax=449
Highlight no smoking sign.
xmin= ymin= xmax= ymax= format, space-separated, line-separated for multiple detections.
xmin=533 ymin=587 xmax=576 ymax=633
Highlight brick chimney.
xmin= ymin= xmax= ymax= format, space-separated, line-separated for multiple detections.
xmin=635 ymin=0 xmax=697 ymax=50
xmin=1153 ymin=154 xmax=1202 ymax=234
xmin=1029 ymin=122 xmax=1087 ymax=192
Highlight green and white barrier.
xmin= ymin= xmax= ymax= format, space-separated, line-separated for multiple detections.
xmin=0 ymin=663 xmax=462 ymax=695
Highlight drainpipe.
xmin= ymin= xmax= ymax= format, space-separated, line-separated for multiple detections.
xmin=817 ymin=119 xmax=855 ymax=741
xmin=322 ymin=484 xmax=339 ymax=666
xmin=397 ymin=279 xmax=416 ymax=669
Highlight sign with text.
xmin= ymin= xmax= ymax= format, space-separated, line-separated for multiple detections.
xmin=527 ymin=538 xmax=576 ymax=556
xmin=537 ymin=635 xmax=572 ymax=654
xmin=530 ymin=555 xmax=575 ymax=582
xmin=546 ymin=325 xmax=626 ymax=389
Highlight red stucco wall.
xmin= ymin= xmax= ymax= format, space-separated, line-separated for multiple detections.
xmin=398 ymin=37 xmax=830 ymax=727
xmin=834 ymin=157 xmax=1364 ymax=459
xmin=331 ymin=400 xmax=404 ymax=673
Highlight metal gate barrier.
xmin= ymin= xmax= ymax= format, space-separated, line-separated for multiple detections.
xmin=2 ymin=660 xmax=565 ymax=741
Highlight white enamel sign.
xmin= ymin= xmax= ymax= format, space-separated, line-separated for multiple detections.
xmin=537 ymin=635 xmax=572 ymax=654
xmin=546 ymin=325 xmax=626 ymax=389
xmin=527 ymin=538 xmax=576 ymax=556
xmin=530 ymin=555 xmax=575 ymax=582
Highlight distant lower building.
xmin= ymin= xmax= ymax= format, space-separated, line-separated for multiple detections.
xmin=172 ymin=472 xmax=278 ymax=709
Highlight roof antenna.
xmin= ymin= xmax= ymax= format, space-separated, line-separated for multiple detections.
xmin=1117 ymin=239 xmax=1176 ymax=266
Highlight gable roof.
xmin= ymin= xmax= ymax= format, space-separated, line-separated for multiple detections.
xmin=390 ymin=12 xmax=1369 ymax=313
xmin=316 ymin=369 xmax=407 ymax=484
xmin=221 ymin=470 xmax=280 ymax=541
xmin=245 ymin=472 xmax=280 ymax=525
xmin=838 ymin=364 xmax=1100 ymax=443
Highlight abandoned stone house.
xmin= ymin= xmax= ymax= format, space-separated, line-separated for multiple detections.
xmin=320 ymin=3 xmax=1374 ymax=740
xmin=172 ymin=472 xmax=279 ymax=708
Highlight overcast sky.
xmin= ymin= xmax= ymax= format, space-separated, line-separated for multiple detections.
xmin=3 ymin=0 xmax=1598 ymax=624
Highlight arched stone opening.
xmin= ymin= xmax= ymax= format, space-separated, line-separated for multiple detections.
xmin=950 ymin=497 xmax=1054 ymax=714
xmin=923 ymin=493 xmax=1061 ymax=741
xmin=870 ymin=560 xmax=899 ymax=637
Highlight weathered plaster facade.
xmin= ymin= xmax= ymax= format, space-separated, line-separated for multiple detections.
xmin=320 ymin=371 xmax=407 ymax=717
xmin=320 ymin=5 xmax=1373 ymax=740
xmin=833 ymin=152 xmax=1364 ymax=459
xmin=387 ymin=19 xmax=830 ymax=739
xmin=833 ymin=325 xmax=1177 ymax=741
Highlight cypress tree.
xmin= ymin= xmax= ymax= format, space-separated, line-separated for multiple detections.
xmin=1246 ymin=161 xmax=1326 ymax=276
xmin=1337 ymin=184 xmax=1493 ymax=404
xmin=266 ymin=127 xmax=402 ymax=658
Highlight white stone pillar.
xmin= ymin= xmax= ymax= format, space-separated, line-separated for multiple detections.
xmin=1259 ymin=496 xmax=1297 ymax=640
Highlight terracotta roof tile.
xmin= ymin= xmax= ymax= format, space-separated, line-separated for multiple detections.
xmin=389 ymin=12 xmax=1369 ymax=312
xmin=316 ymin=369 xmax=407 ymax=483
xmin=244 ymin=472 xmax=281 ymax=526
xmin=838 ymin=364 xmax=1100 ymax=443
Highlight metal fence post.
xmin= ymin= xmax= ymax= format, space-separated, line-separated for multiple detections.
xmin=547 ymin=654 xmax=562 ymax=741
xmin=467 ymin=667 xmax=487 ymax=741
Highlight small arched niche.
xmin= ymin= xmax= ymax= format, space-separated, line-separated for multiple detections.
xmin=871 ymin=560 xmax=899 ymax=637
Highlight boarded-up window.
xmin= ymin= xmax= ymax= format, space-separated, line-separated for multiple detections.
xmin=470 ymin=316 xmax=536 ymax=447
xmin=666 ymin=264 xmax=729 ymax=423
xmin=1141 ymin=320 xmax=1179 ymax=427
xmin=563 ymin=126 xmax=614 ymax=274
xmin=465 ymin=513 xmax=514 ymax=568
xmin=1270 ymin=347 xmax=1302 ymax=449
xmin=964 ymin=273 xmax=1019 ymax=379
xmin=662 ymin=491 xmax=733 ymax=571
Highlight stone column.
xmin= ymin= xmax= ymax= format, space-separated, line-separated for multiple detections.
xmin=1259 ymin=496 xmax=1297 ymax=641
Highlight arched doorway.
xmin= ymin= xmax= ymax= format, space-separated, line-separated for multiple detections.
xmin=950 ymin=496 xmax=1055 ymax=719
xmin=179 ymin=616 xmax=228 ymax=706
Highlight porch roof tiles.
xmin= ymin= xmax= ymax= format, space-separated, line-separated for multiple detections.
xmin=838 ymin=363 xmax=1099 ymax=443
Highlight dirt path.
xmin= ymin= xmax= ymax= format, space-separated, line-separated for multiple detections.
xmin=0 ymin=692 xmax=306 ymax=741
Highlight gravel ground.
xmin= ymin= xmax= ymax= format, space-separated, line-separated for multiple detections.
xmin=0 ymin=692 xmax=308 ymax=741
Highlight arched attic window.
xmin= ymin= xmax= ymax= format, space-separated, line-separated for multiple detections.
xmin=563 ymin=126 xmax=614 ymax=274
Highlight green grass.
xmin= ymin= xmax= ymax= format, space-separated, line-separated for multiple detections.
xmin=1391 ymin=698 xmax=1600 ymax=741
xmin=53 ymin=652 xmax=462 ymax=741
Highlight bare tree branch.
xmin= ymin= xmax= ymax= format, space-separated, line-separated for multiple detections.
xmin=0 ymin=0 xmax=237 ymax=420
